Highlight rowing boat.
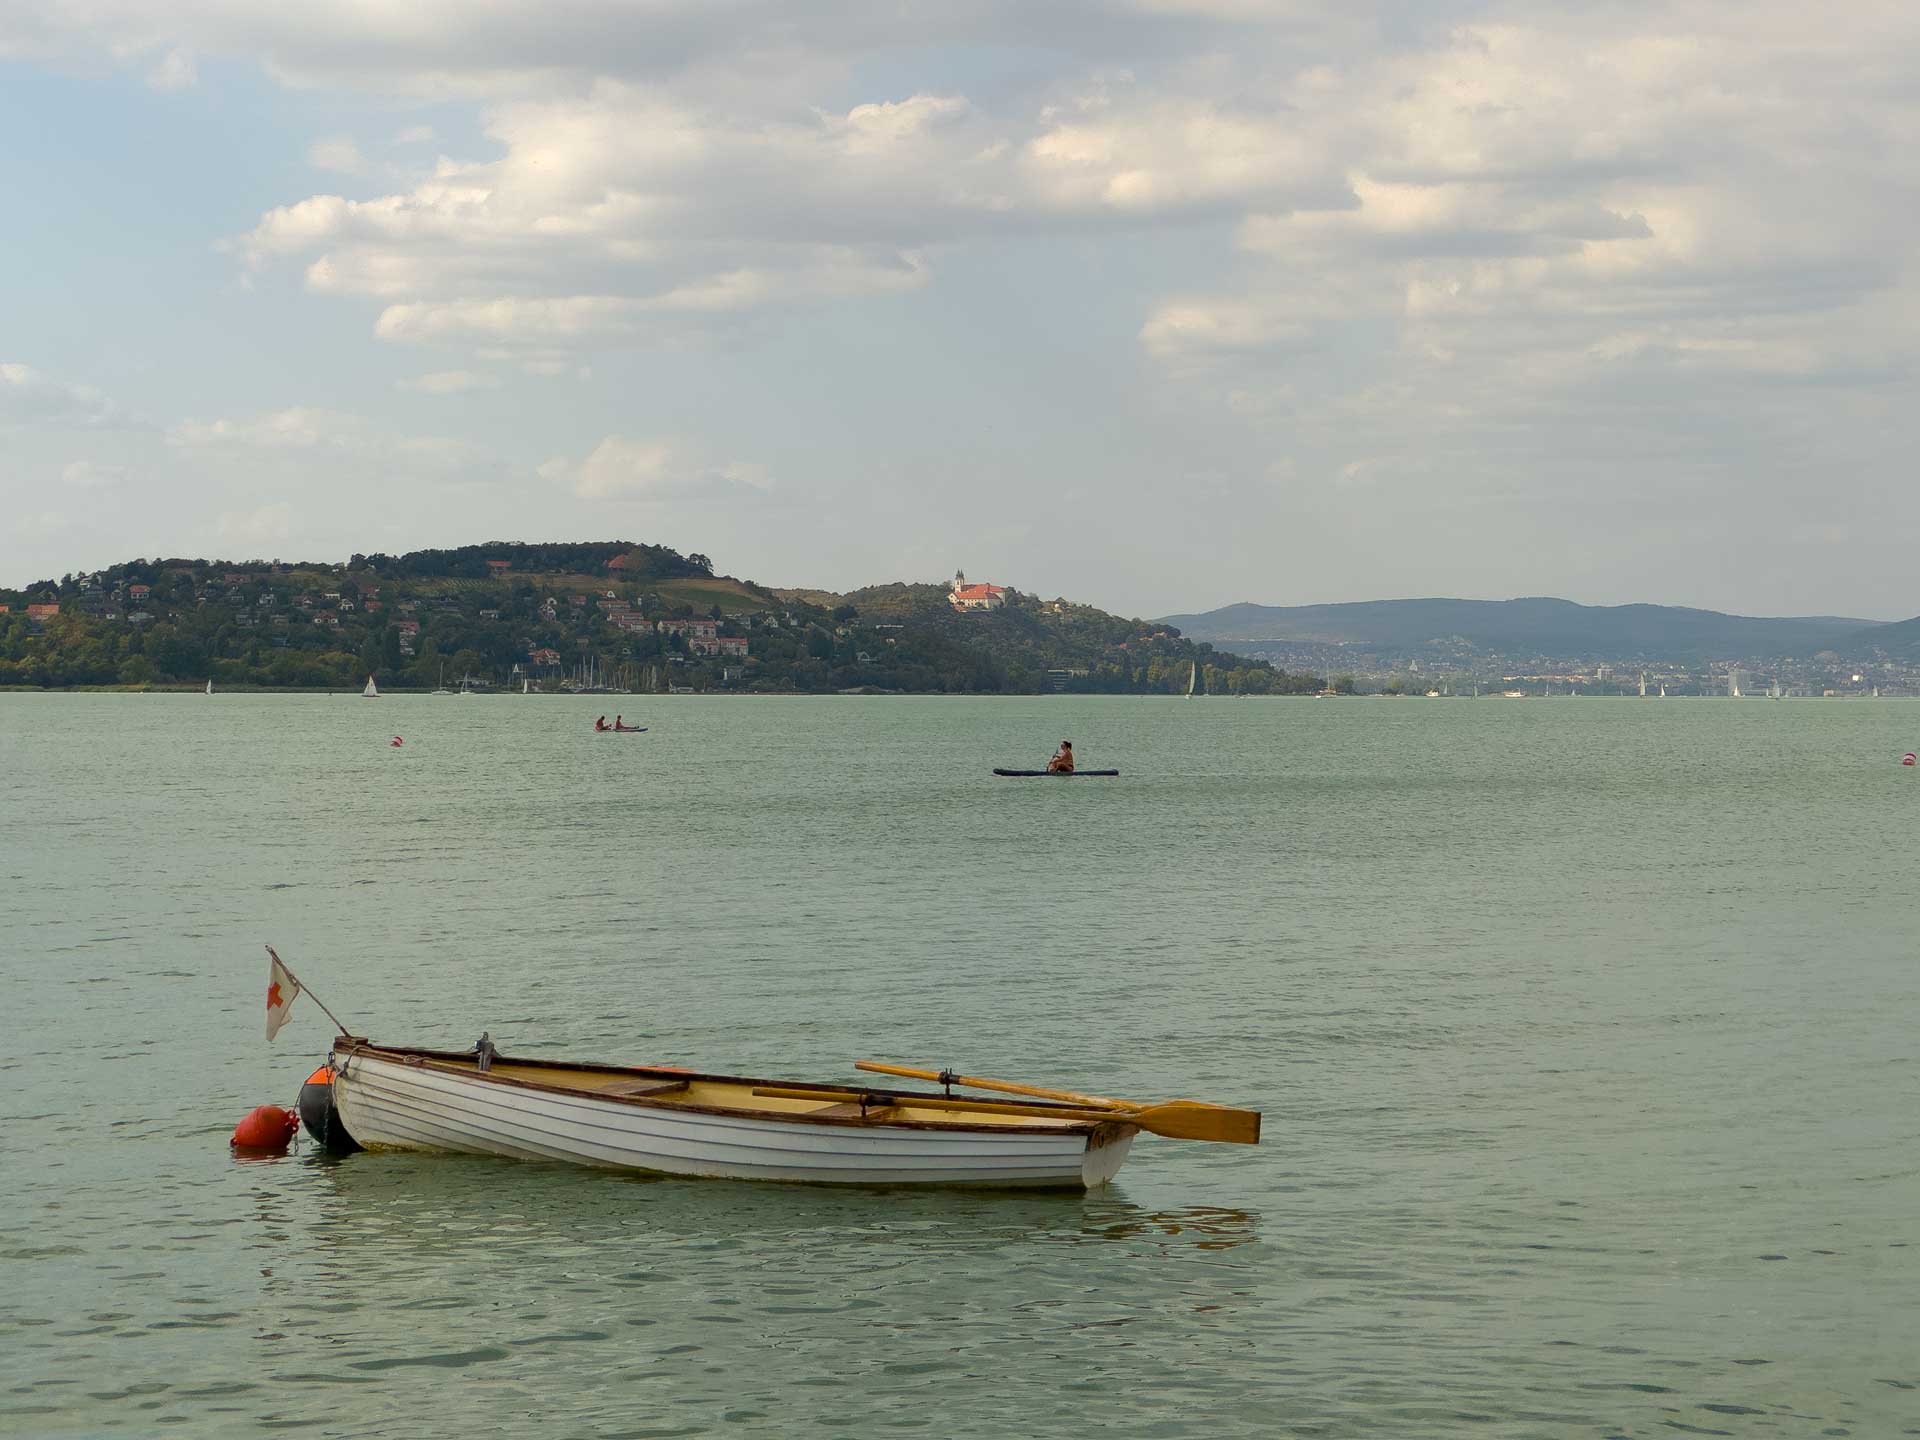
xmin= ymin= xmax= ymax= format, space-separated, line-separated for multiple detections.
xmin=318 ymin=1040 xmax=1255 ymax=1189
xmin=993 ymin=768 xmax=1119 ymax=777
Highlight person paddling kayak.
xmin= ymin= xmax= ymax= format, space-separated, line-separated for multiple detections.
xmin=1046 ymin=740 xmax=1075 ymax=774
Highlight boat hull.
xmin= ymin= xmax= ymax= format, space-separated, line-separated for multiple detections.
xmin=992 ymin=769 xmax=1119 ymax=777
xmin=330 ymin=1046 xmax=1136 ymax=1190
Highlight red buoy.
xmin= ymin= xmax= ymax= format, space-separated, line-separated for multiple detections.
xmin=231 ymin=1104 xmax=298 ymax=1154
xmin=390 ymin=736 xmax=404 ymax=747
xmin=1904 ymin=753 xmax=1916 ymax=766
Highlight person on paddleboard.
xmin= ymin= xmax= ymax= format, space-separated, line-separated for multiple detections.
xmin=595 ymin=715 xmax=610 ymax=731
xmin=1047 ymin=740 xmax=1075 ymax=774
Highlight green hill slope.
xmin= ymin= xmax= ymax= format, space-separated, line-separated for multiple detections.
xmin=1 ymin=546 xmax=1319 ymax=694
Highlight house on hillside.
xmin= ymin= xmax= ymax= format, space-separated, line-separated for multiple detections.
xmin=948 ymin=570 xmax=1007 ymax=612
xmin=658 ymin=619 xmax=720 ymax=640
xmin=486 ymin=559 xmax=512 ymax=575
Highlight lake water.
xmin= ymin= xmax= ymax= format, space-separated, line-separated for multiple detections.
xmin=2 ymin=693 xmax=1917 ymax=1438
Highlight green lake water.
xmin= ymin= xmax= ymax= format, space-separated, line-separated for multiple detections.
xmin=2 ymin=693 xmax=1917 ymax=1437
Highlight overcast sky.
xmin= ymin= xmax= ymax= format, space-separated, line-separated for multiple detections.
xmin=4 ymin=2 xmax=1917 ymax=619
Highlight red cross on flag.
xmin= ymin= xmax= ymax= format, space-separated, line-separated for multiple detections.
xmin=266 ymin=947 xmax=303 ymax=1041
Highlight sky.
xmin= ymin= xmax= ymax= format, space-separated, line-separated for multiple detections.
xmin=3 ymin=2 xmax=1918 ymax=621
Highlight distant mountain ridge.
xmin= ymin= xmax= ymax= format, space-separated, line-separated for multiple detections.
xmin=1157 ymin=596 xmax=1892 ymax=663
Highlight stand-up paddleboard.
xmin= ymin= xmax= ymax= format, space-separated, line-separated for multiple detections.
xmin=993 ymin=768 xmax=1119 ymax=777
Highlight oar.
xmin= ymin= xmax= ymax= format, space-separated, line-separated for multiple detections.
xmin=856 ymin=1061 xmax=1134 ymax=1111
xmin=752 ymin=1086 xmax=1260 ymax=1145
xmin=856 ymin=1061 xmax=1247 ymax=1120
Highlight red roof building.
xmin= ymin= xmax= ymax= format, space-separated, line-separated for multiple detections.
xmin=948 ymin=571 xmax=1008 ymax=611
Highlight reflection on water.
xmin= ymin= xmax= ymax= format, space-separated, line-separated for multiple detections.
xmin=293 ymin=1150 xmax=1262 ymax=1257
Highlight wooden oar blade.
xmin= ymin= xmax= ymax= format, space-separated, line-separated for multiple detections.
xmin=1136 ymin=1102 xmax=1261 ymax=1145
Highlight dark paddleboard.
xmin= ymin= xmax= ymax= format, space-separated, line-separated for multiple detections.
xmin=598 ymin=728 xmax=649 ymax=733
xmin=993 ymin=768 xmax=1119 ymax=777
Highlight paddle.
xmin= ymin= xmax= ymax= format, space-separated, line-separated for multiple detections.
xmin=751 ymin=1085 xmax=1260 ymax=1145
xmin=856 ymin=1062 xmax=1253 ymax=1124
xmin=856 ymin=1061 xmax=1134 ymax=1111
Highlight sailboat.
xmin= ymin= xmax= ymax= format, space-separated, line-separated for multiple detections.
xmin=1186 ymin=662 xmax=1197 ymax=699
xmin=363 ymin=675 xmax=379 ymax=699
xmin=205 ymin=678 xmax=214 ymax=696
xmin=432 ymin=665 xmax=453 ymax=696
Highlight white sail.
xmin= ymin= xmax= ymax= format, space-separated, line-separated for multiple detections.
xmin=1186 ymin=662 xmax=1197 ymax=698
xmin=205 ymin=679 xmax=214 ymax=695
xmin=363 ymin=675 xmax=379 ymax=698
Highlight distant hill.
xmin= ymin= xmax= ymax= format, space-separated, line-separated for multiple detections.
xmin=1157 ymin=597 xmax=1886 ymax=663
xmin=0 ymin=545 xmax=1321 ymax=694
xmin=1849 ymin=614 xmax=1920 ymax=660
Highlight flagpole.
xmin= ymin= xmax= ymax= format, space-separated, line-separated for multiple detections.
xmin=265 ymin=945 xmax=354 ymax=1037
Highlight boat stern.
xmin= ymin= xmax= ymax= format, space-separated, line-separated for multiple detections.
xmin=1081 ymin=1122 xmax=1138 ymax=1188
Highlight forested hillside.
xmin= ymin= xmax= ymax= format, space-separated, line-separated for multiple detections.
xmin=1 ymin=546 xmax=1320 ymax=694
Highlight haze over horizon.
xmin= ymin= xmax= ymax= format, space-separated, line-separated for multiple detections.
xmin=5 ymin=2 xmax=1917 ymax=621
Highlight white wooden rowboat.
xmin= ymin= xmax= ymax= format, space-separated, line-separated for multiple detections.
xmin=328 ymin=1041 xmax=1143 ymax=1189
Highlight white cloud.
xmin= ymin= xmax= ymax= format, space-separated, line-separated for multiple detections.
xmin=308 ymin=136 xmax=368 ymax=175
xmin=0 ymin=363 xmax=126 ymax=429
xmin=541 ymin=436 xmax=769 ymax=500
xmin=61 ymin=460 xmax=126 ymax=488
xmin=146 ymin=47 xmax=195 ymax=92
xmin=397 ymin=369 xmax=501 ymax=394
xmin=232 ymin=76 xmax=1337 ymax=351
xmin=167 ymin=406 xmax=489 ymax=468
xmin=169 ymin=407 xmax=351 ymax=450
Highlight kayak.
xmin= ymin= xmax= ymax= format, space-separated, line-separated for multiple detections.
xmin=597 ymin=727 xmax=648 ymax=733
xmin=993 ymin=768 xmax=1119 ymax=777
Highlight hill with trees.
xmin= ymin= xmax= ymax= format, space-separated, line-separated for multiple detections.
xmin=0 ymin=545 xmax=1319 ymax=695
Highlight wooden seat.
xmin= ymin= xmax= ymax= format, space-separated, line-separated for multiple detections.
xmin=806 ymin=1101 xmax=900 ymax=1120
xmin=591 ymin=1077 xmax=690 ymax=1099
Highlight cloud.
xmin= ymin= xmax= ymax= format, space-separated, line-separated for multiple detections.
xmin=231 ymin=74 xmax=1340 ymax=351
xmin=167 ymin=406 xmax=489 ymax=469
xmin=0 ymin=363 xmax=126 ymax=429
xmin=168 ymin=406 xmax=354 ymax=450
xmin=308 ymin=136 xmax=368 ymax=175
xmin=396 ymin=369 xmax=502 ymax=394
xmin=146 ymin=47 xmax=195 ymax=91
xmin=61 ymin=460 xmax=127 ymax=488
xmin=540 ymin=436 xmax=769 ymax=500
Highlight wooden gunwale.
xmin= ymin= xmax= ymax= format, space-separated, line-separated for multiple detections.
xmin=333 ymin=1041 xmax=1115 ymax=1138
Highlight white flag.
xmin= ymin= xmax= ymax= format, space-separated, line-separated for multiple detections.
xmin=266 ymin=948 xmax=302 ymax=1041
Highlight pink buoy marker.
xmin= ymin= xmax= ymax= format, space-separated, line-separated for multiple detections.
xmin=1903 ymin=753 xmax=1916 ymax=766
xmin=391 ymin=736 xmax=404 ymax=747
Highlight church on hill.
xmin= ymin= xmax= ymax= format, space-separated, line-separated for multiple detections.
xmin=949 ymin=569 xmax=1008 ymax=612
